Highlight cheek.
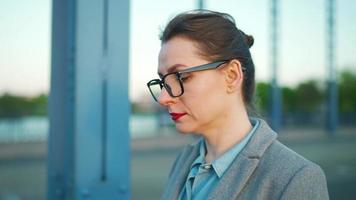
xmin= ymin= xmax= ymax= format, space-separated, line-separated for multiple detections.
xmin=181 ymin=74 xmax=226 ymax=117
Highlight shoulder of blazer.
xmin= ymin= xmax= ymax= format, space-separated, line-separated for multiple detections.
xmin=208 ymin=118 xmax=328 ymax=199
xmin=257 ymin=138 xmax=327 ymax=187
xmin=264 ymin=141 xmax=329 ymax=199
xmin=244 ymin=120 xmax=328 ymax=199
xmin=245 ymin=118 xmax=323 ymax=178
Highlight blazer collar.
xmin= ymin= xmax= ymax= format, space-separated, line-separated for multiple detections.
xmin=208 ymin=118 xmax=278 ymax=199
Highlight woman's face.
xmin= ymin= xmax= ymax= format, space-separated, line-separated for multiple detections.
xmin=157 ymin=36 xmax=230 ymax=134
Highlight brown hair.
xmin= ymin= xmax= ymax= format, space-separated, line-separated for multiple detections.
xmin=160 ymin=10 xmax=256 ymax=111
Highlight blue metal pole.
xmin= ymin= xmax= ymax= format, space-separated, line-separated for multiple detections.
xmin=48 ymin=0 xmax=131 ymax=199
xmin=326 ymin=0 xmax=338 ymax=135
xmin=48 ymin=0 xmax=76 ymax=199
xmin=198 ymin=0 xmax=204 ymax=9
xmin=270 ymin=0 xmax=282 ymax=131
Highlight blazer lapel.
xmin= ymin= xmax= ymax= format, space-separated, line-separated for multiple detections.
xmin=164 ymin=139 xmax=201 ymax=200
xmin=208 ymin=119 xmax=278 ymax=200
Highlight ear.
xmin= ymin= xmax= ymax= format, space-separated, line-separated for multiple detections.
xmin=223 ymin=59 xmax=244 ymax=93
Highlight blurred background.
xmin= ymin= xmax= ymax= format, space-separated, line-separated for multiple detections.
xmin=0 ymin=0 xmax=355 ymax=199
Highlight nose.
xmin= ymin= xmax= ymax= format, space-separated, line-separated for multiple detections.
xmin=157 ymin=87 xmax=176 ymax=106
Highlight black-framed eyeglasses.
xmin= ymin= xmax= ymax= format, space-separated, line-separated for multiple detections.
xmin=147 ymin=60 xmax=245 ymax=102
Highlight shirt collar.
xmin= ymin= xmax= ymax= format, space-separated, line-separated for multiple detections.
xmin=189 ymin=138 xmax=206 ymax=170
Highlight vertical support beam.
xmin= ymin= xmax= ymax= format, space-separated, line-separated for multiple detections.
xmin=48 ymin=0 xmax=76 ymax=199
xmin=197 ymin=0 xmax=205 ymax=9
xmin=103 ymin=0 xmax=131 ymax=197
xmin=48 ymin=0 xmax=130 ymax=199
xmin=326 ymin=0 xmax=338 ymax=135
xmin=270 ymin=0 xmax=282 ymax=131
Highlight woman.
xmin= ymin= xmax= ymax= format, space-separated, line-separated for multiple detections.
xmin=147 ymin=10 xmax=329 ymax=200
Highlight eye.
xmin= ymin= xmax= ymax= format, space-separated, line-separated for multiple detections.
xmin=179 ymin=73 xmax=191 ymax=82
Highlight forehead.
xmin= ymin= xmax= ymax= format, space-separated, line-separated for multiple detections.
xmin=158 ymin=36 xmax=205 ymax=74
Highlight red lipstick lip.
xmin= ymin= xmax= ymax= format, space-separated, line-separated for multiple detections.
xmin=169 ymin=112 xmax=187 ymax=121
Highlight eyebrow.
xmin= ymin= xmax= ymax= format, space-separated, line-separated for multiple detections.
xmin=158 ymin=63 xmax=187 ymax=77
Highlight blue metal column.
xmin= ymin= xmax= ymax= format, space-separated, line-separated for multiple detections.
xmin=48 ymin=0 xmax=76 ymax=199
xmin=197 ymin=0 xmax=205 ymax=9
xmin=326 ymin=0 xmax=338 ymax=135
xmin=269 ymin=0 xmax=282 ymax=131
xmin=48 ymin=0 xmax=130 ymax=199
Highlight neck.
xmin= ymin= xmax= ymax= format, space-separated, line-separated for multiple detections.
xmin=202 ymin=106 xmax=252 ymax=163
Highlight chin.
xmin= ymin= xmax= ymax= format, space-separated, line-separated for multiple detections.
xmin=175 ymin=122 xmax=197 ymax=134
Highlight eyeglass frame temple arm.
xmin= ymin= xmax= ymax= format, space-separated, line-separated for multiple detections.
xmin=178 ymin=60 xmax=228 ymax=74
xmin=178 ymin=60 xmax=246 ymax=74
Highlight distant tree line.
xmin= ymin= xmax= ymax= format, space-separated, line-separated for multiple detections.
xmin=0 ymin=93 xmax=47 ymax=118
xmin=1 ymin=69 xmax=355 ymax=119
xmin=255 ymin=69 xmax=356 ymax=114
xmin=256 ymin=80 xmax=324 ymax=114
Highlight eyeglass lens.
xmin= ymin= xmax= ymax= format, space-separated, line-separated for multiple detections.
xmin=149 ymin=73 xmax=183 ymax=100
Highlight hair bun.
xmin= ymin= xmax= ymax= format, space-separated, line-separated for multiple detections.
xmin=245 ymin=35 xmax=254 ymax=48
xmin=239 ymin=30 xmax=254 ymax=48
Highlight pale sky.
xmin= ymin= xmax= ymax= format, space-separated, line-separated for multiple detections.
xmin=0 ymin=0 xmax=355 ymax=101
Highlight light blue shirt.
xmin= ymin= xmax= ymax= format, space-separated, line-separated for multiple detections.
xmin=178 ymin=118 xmax=260 ymax=200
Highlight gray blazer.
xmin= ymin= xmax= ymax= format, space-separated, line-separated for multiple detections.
xmin=161 ymin=118 xmax=329 ymax=200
